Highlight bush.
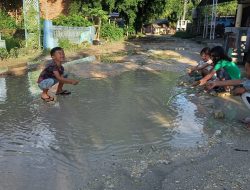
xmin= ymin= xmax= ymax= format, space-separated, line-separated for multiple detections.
xmin=101 ymin=23 xmax=124 ymax=41
xmin=124 ymin=25 xmax=136 ymax=36
xmin=0 ymin=10 xmax=16 ymax=29
xmin=2 ymin=36 xmax=24 ymax=51
xmin=173 ymin=31 xmax=195 ymax=39
xmin=58 ymin=38 xmax=89 ymax=51
xmin=0 ymin=48 xmax=9 ymax=60
xmin=18 ymin=47 xmax=31 ymax=56
xmin=9 ymin=47 xmax=19 ymax=58
xmin=53 ymin=14 xmax=92 ymax=27
xmin=169 ymin=22 xmax=176 ymax=30
xmin=58 ymin=38 xmax=72 ymax=49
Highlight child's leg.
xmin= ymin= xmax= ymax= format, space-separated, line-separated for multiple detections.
xmin=38 ymin=78 xmax=56 ymax=100
xmin=217 ymin=69 xmax=232 ymax=92
xmin=232 ymin=87 xmax=246 ymax=95
xmin=201 ymin=68 xmax=209 ymax=77
xmin=56 ymin=82 xmax=64 ymax=93
xmin=239 ymin=117 xmax=250 ymax=129
xmin=41 ymin=89 xmax=50 ymax=98
xmin=55 ymin=74 xmax=71 ymax=95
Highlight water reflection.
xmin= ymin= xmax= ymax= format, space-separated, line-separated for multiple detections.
xmin=28 ymin=70 xmax=41 ymax=95
xmin=171 ymin=93 xmax=206 ymax=146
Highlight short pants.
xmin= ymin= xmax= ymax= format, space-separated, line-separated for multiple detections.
xmin=242 ymin=79 xmax=250 ymax=91
xmin=38 ymin=78 xmax=58 ymax=90
xmin=38 ymin=74 xmax=68 ymax=90
xmin=217 ymin=69 xmax=231 ymax=80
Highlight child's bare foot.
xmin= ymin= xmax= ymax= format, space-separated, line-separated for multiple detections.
xmin=192 ymin=81 xmax=200 ymax=86
xmin=239 ymin=117 xmax=250 ymax=124
xmin=41 ymin=93 xmax=54 ymax=102
xmin=239 ymin=117 xmax=250 ymax=129
xmin=41 ymin=96 xmax=54 ymax=102
xmin=56 ymin=90 xmax=71 ymax=95
xmin=246 ymin=123 xmax=250 ymax=129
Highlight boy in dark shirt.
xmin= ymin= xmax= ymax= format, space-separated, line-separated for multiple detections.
xmin=37 ymin=47 xmax=79 ymax=102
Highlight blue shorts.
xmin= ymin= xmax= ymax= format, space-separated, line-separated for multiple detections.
xmin=38 ymin=78 xmax=58 ymax=90
xmin=242 ymin=79 xmax=250 ymax=91
xmin=217 ymin=69 xmax=231 ymax=80
xmin=38 ymin=74 xmax=68 ymax=90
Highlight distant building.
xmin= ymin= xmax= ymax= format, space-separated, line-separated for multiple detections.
xmin=143 ymin=19 xmax=169 ymax=35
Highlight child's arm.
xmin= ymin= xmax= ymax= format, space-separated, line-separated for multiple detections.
xmin=53 ymin=71 xmax=79 ymax=85
xmin=196 ymin=63 xmax=210 ymax=71
xmin=199 ymin=70 xmax=217 ymax=85
xmin=206 ymin=79 xmax=243 ymax=90
xmin=188 ymin=65 xmax=198 ymax=74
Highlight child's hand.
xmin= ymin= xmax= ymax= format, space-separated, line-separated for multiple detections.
xmin=205 ymin=82 xmax=216 ymax=90
xmin=71 ymin=80 xmax=79 ymax=85
xmin=232 ymin=87 xmax=246 ymax=95
xmin=199 ymin=79 xmax=207 ymax=86
xmin=187 ymin=68 xmax=193 ymax=75
xmin=192 ymin=81 xmax=200 ymax=86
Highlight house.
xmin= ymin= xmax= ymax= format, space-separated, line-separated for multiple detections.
xmin=143 ymin=19 xmax=169 ymax=35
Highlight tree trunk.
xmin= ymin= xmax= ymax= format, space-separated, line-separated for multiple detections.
xmin=96 ymin=17 xmax=101 ymax=40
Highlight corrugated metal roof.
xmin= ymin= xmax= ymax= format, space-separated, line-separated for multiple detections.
xmin=155 ymin=19 xmax=169 ymax=24
xmin=109 ymin=12 xmax=119 ymax=17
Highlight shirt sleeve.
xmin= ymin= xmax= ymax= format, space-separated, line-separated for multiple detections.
xmin=206 ymin=59 xmax=213 ymax=65
xmin=52 ymin=65 xmax=59 ymax=72
xmin=214 ymin=62 xmax=222 ymax=71
xmin=197 ymin=61 xmax=204 ymax=66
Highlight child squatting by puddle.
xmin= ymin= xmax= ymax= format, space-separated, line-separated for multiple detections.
xmin=189 ymin=46 xmax=250 ymax=128
xmin=37 ymin=47 xmax=79 ymax=102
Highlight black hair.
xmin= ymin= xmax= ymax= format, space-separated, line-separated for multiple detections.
xmin=210 ymin=46 xmax=232 ymax=63
xmin=50 ymin=47 xmax=63 ymax=56
xmin=200 ymin=47 xmax=210 ymax=56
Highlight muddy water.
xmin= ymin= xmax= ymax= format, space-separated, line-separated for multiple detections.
xmin=0 ymin=70 xmax=209 ymax=190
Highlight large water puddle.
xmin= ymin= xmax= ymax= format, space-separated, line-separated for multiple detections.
xmin=0 ymin=70 xmax=210 ymax=189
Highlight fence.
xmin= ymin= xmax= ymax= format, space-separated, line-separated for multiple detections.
xmin=0 ymin=33 xmax=6 ymax=49
xmin=176 ymin=20 xmax=190 ymax=31
xmin=43 ymin=20 xmax=96 ymax=49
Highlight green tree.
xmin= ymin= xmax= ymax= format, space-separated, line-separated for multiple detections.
xmin=162 ymin=0 xmax=183 ymax=21
xmin=217 ymin=0 xmax=237 ymax=16
xmin=69 ymin=0 xmax=173 ymax=33
xmin=133 ymin=0 xmax=167 ymax=32
xmin=53 ymin=14 xmax=92 ymax=27
xmin=200 ymin=0 xmax=237 ymax=18
xmin=82 ymin=7 xmax=108 ymax=40
xmin=0 ymin=9 xmax=16 ymax=29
